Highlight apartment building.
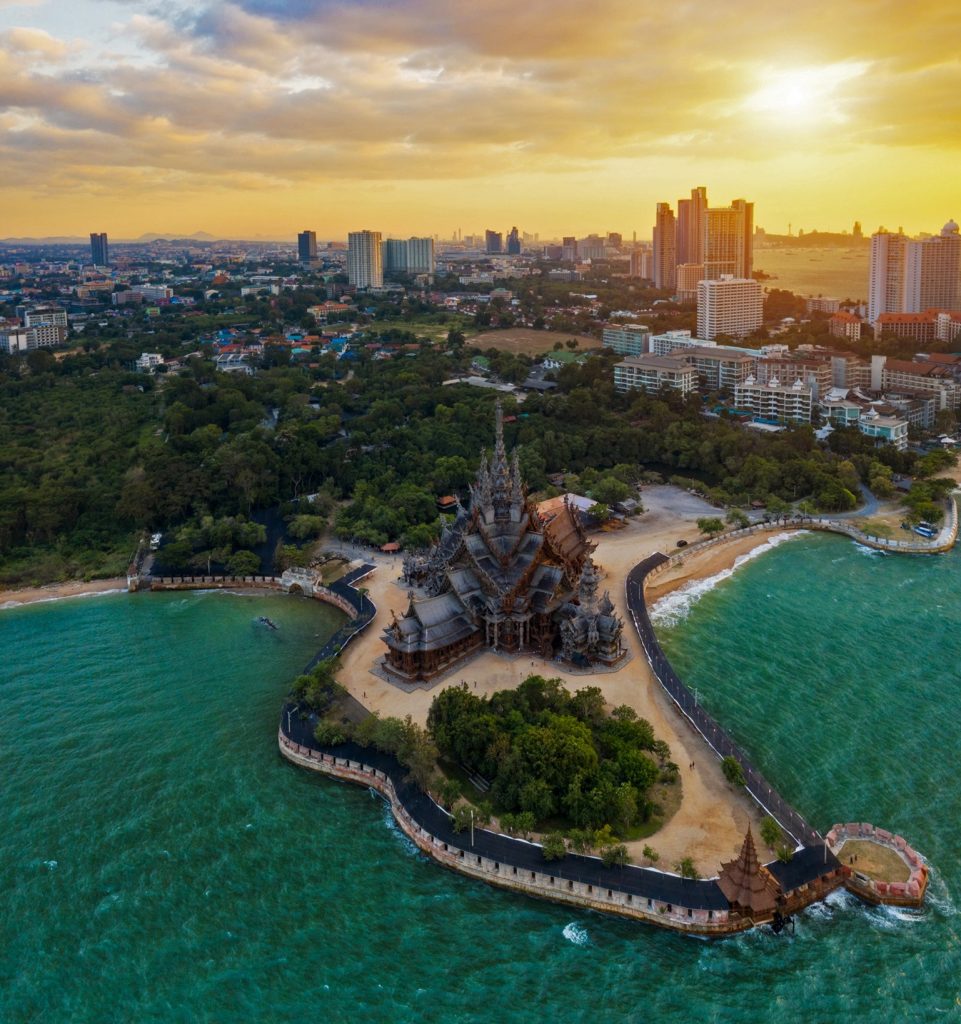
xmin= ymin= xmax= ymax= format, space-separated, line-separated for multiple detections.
xmin=613 ymin=355 xmax=697 ymax=395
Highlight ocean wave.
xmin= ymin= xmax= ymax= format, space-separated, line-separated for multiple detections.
xmin=853 ymin=543 xmax=887 ymax=558
xmin=650 ymin=532 xmax=805 ymax=627
xmin=562 ymin=921 xmax=590 ymax=946
xmin=1 ymin=588 xmax=127 ymax=612
xmin=379 ymin=795 xmax=419 ymax=857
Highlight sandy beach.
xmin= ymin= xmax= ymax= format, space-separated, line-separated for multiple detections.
xmin=0 ymin=577 xmax=128 ymax=609
xmin=334 ymin=486 xmax=793 ymax=875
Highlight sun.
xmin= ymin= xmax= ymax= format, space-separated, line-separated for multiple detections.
xmin=743 ymin=63 xmax=868 ymax=123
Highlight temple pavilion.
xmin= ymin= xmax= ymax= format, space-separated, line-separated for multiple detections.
xmin=383 ymin=403 xmax=624 ymax=684
xmin=717 ymin=827 xmax=781 ymax=919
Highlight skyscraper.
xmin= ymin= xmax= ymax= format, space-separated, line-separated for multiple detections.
xmin=702 ymin=199 xmax=753 ymax=280
xmin=383 ymin=238 xmax=408 ymax=273
xmin=347 ymin=230 xmax=383 ymax=289
xmin=485 ymin=230 xmax=503 ymax=254
xmin=917 ymin=221 xmax=961 ymax=312
xmin=868 ymin=222 xmax=961 ymax=324
xmin=405 ymin=237 xmax=435 ymax=275
xmin=90 ymin=232 xmax=109 ymax=266
xmin=297 ymin=230 xmax=317 ymax=263
xmin=506 ymin=226 xmax=521 ymax=255
xmin=676 ymin=186 xmax=707 ymax=267
xmin=653 ymin=203 xmax=677 ymax=290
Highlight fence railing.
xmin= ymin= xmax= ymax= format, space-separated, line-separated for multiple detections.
xmin=627 ymin=556 xmax=821 ymax=848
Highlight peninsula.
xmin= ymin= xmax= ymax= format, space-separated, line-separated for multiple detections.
xmin=277 ymin=405 xmax=933 ymax=935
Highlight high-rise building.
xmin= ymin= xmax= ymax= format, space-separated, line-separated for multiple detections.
xmin=868 ymin=230 xmax=912 ymax=324
xmin=702 ymin=199 xmax=753 ymax=280
xmin=696 ymin=277 xmax=763 ymax=340
xmin=607 ymin=232 xmax=622 ymax=248
xmin=918 ymin=221 xmax=961 ymax=312
xmin=347 ymin=230 xmax=383 ymax=289
xmin=676 ymin=186 xmax=707 ymax=267
xmin=383 ymin=238 xmax=408 ymax=273
xmin=868 ymin=222 xmax=961 ymax=324
xmin=297 ymin=230 xmax=317 ymax=263
xmin=561 ymin=236 xmax=578 ymax=261
xmin=405 ymin=237 xmax=435 ymax=274
xmin=506 ymin=226 xmax=521 ymax=255
xmin=653 ymin=203 xmax=677 ymax=290
xmin=90 ymin=232 xmax=109 ymax=266
xmin=485 ymin=230 xmax=503 ymax=254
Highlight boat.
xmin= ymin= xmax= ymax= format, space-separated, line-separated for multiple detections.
xmin=258 ymin=616 xmax=279 ymax=630
xmin=914 ymin=524 xmax=936 ymax=539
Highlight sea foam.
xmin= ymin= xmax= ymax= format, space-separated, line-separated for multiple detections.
xmin=650 ymin=531 xmax=804 ymax=627
xmin=562 ymin=922 xmax=590 ymax=946
xmin=0 ymin=588 xmax=127 ymax=612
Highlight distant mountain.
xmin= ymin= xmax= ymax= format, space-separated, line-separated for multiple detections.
xmin=132 ymin=231 xmax=218 ymax=242
xmin=0 ymin=232 xmax=295 ymax=245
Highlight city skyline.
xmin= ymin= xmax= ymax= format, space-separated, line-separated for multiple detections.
xmin=0 ymin=0 xmax=958 ymax=238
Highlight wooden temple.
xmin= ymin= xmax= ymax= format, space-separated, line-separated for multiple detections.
xmin=384 ymin=402 xmax=613 ymax=683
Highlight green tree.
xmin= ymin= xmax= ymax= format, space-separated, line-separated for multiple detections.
xmin=642 ymin=844 xmax=660 ymax=865
xmin=601 ymin=843 xmax=629 ymax=868
xmin=725 ymin=508 xmax=749 ymax=529
xmin=541 ymin=832 xmax=567 ymax=862
xmin=675 ymin=856 xmax=699 ymax=879
xmin=721 ymin=756 xmax=746 ymax=787
xmin=696 ymin=517 xmax=725 ymax=538
xmin=759 ymin=816 xmax=782 ymax=848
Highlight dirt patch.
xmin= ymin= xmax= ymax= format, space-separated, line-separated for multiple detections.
xmin=472 ymin=328 xmax=601 ymax=355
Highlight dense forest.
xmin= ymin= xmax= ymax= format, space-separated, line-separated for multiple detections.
xmin=0 ymin=328 xmax=946 ymax=585
xmin=427 ymin=677 xmax=670 ymax=834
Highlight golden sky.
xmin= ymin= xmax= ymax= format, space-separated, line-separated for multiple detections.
xmin=0 ymin=0 xmax=958 ymax=239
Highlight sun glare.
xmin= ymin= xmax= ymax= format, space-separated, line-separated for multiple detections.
xmin=744 ymin=63 xmax=868 ymax=123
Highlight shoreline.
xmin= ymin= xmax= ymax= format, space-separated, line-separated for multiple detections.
xmin=643 ymin=530 xmax=806 ymax=614
xmin=0 ymin=577 xmax=129 ymax=610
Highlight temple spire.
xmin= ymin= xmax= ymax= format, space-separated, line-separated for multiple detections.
xmin=491 ymin=400 xmax=511 ymax=518
xmin=511 ymin=449 xmax=524 ymax=502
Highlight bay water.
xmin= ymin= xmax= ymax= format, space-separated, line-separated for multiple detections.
xmin=2 ymin=542 xmax=959 ymax=1023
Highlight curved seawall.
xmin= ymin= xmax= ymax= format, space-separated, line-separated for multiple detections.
xmin=627 ymin=552 xmax=822 ymax=848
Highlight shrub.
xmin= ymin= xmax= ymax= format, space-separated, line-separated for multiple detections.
xmin=541 ymin=832 xmax=567 ymax=862
xmin=601 ymin=843 xmax=629 ymax=868
xmin=760 ymin=816 xmax=782 ymax=848
xmin=675 ymin=856 xmax=699 ymax=879
xmin=313 ymin=719 xmax=349 ymax=746
xmin=721 ymin=756 xmax=746 ymax=787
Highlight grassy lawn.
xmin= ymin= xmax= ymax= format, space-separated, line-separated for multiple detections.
xmin=364 ymin=314 xmax=476 ymax=343
xmin=835 ymin=838 xmax=911 ymax=882
xmin=471 ymin=327 xmax=601 ymax=355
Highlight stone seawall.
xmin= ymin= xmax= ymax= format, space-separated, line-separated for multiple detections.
xmin=644 ymin=496 xmax=958 ymax=580
xmin=827 ymin=822 xmax=928 ymax=907
xmin=277 ymin=730 xmax=747 ymax=936
xmin=146 ymin=575 xmax=359 ymax=619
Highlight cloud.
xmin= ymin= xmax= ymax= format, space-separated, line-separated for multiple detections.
xmin=2 ymin=26 xmax=68 ymax=57
xmin=0 ymin=0 xmax=960 ymax=232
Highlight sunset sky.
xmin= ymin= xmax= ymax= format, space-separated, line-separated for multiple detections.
xmin=0 ymin=0 xmax=957 ymax=240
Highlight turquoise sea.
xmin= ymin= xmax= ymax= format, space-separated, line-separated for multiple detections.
xmin=2 ymin=542 xmax=960 ymax=1023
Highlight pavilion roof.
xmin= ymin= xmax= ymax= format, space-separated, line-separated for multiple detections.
xmin=717 ymin=827 xmax=780 ymax=915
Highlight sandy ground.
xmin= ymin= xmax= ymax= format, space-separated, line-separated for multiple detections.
xmin=335 ymin=487 xmax=782 ymax=876
xmin=0 ymin=577 xmax=128 ymax=608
